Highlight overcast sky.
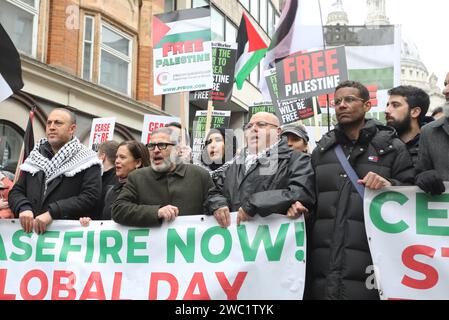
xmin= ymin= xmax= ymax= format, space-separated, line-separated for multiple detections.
xmin=320 ymin=0 xmax=448 ymax=88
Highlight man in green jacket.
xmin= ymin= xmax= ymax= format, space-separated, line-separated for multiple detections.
xmin=112 ymin=127 xmax=214 ymax=227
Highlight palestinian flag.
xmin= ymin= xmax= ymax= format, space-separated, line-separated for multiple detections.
xmin=0 ymin=23 xmax=24 ymax=103
xmin=152 ymin=7 xmax=212 ymax=95
xmin=324 ymin=24 xmax=401 ymax=112
xmin=235 ymin=13 xmax=268 ymax=90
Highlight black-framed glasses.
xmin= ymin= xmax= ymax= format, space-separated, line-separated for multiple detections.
xmin=146 ymin=142 xmax=175 ymax=151
xmin=332 ymin=95 xmax=366 ymax=107
xmin=243 ymin=121 xmax=279 ymax=131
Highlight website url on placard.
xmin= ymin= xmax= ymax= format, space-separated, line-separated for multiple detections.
xmin=163 ymin=83 xmax=208 ymax=93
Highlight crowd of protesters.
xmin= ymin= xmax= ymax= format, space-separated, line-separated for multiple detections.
xmin=1 ymin=73 xmax=449 ymax=300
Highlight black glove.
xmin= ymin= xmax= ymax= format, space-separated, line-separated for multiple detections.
xmin=416 ymin=170 xmax=446 ymax=195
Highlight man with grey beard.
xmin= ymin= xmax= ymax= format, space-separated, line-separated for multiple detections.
xmin=416 ymin=102 xmax=449 ymax=195
xmin=112 ymin=127 xmax=214 ymax=227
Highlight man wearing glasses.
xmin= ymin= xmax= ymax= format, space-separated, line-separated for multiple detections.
xmin=112 ymin=127 xmax=214 ymax=227
xmin=301 ymin=81 xmax=415 ymax=300
xmin=205 ymin=112 xmax=315 ymax=228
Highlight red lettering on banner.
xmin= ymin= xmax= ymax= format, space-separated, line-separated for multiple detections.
xmin=111 ymin=272 xmax=126 ymax=300
xmin=162 ymin=40 xmax=204 ymax=57
xmin=80 ymin=272 xmax=106 ymax=300
xmin=0 ymin=269 xmax=16 ymax=300
xmin=311 ymin=51 xmax=325 ymax=78
xmin=325 ymin=49 xmax=339 ymax=75
xmin=20 ymin=269 xmax=48 ymax=300
xmin=401 ymin=245 xmax=438 ymax=290
xmin=283 ymin=57 xmax=296 ymax=85
xmin=183 ymin=272 xmax=211 ymax=300
xmin=95 ymin=123 xmax=110 ymax=132
xmin=51 ymin=270 xmax=76 ymax=300
xmin=294 ymin=55 xmax=311 ymax=82
xmin=149 ymin=272 xmax=178 ymax=300
xmin=148 ymin=122 xmax=164 ymax=132
xmin=216 ymin=272 xmax=247 ymax=300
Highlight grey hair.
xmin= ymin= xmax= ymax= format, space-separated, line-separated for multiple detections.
xmin=151 ymin=127 xmax=179 ymax=145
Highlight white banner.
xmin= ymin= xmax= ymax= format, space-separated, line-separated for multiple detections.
xmin=88 ymin=117 xmax=116 ymax=151
xmin=141 ymin=115 xmax=180 ymax=144
xmin=0 ymin=213 xmax=306 ymax=300
xmin=364 ymin=183 xmax=449 ymax=300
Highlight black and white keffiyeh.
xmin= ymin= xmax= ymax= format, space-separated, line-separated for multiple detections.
xmin=20 ymin=137 xmax=102 ymax=191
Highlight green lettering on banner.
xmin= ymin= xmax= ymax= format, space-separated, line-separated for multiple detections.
xmin=10 ymin=230 xmax=32 ymax=262
xmin=167 ymin=228 xmax=195 ymax=263
xmin=36 ymin=231 xmax=59 ymax=262
xmin=99 ymin=230 xmax=123 ymax=263
xmin=127 ymin=229 xmax=150 ymax=263
xmin=85 ymin=231 xmax=95 ymax=263
xmin=369 ymin=191 xmax=409 ymax=234
xmin=60 ymin=231 xmax=84 ymax=262
xmin=201 ymin=227 xmax=232 ymax=263
xmin=0 ymin=234 xmax=6 ymax=260
xmin=237 ymin=224 xmax=289 ymax=262
xmin=416 ymin=193 xmax=449 ymax=236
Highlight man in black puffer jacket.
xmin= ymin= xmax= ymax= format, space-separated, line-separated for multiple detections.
xmin=303 ymin=81 xmax=415 ymax=300
xmin=205 ymin=112 xmax=315 ymax=227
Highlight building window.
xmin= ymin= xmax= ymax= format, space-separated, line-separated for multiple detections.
xmin=250 ymin=0 xmax=259 ymax=21
xmin=99 ymin=23 xmax=132 ymax=95
xmin=192 ymin=0 xmax=208 ymax=7
xmin=0 ymin=0 xmax=39 ymax=57
xmin=240 ymin=0 xmax=249 ymax=10
xmin=225 ymin=19 xmax=237 ymax=42
xmin=82 ymin=16 xmax=95 ymax=81
xmin=260 ymin=0 xmax=267 ymax=31
xmin=211 ymin=7 xmax=225 ymax=41
xmin=0 ymin=120 xmax=24 ymax=176
xmin=165 ymin=0 xmax=176 ymax=12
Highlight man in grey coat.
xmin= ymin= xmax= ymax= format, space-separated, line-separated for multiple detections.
xmin=415 ymin=103 xmax=449 ymax=195
xmin=112 ymin=127 xmax=214 ymax=227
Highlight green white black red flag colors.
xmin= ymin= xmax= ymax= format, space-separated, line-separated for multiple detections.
xmin=152 ymin=7 xmax=213 ymax=95
xmin=275 ymin=46 xmax=348 ymax=100
xmin=260 ymin=0 xmax=323 ymax=100
xmin=0 ymin=23 xmax=24 ymax=103
xmin=323 ymin=25 xmax=401 ymax=112
xmin=235 ymin=13 xmax=268 ymax=90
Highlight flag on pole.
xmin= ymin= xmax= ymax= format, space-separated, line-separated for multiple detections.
xmin=14 ymin=108 xmax=35 ymax=183
xmin=0 ymin=23 xmax=24 ymax=103
xmin=259 ymin=0 xmax=324 ymax=100
xmin=235 ymin=13 xmax=268 ymax=90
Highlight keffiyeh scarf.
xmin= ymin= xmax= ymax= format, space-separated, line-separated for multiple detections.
xmin=20 ymin=137 xmax=102 ymax=191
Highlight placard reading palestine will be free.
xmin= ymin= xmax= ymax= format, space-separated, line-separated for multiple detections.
xmin=152 ymin=7 xmax=213 ymax=95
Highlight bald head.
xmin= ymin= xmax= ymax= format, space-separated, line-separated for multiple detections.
xmin=249 ymin=112 xmax=280 ymax=127
xmin=50 ymin=108 xmax=77 ymax=125
xmin=245 ymin=112 xmax=281 ymax=154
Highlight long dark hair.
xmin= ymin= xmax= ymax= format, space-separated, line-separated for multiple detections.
xmin=201 ymin=128 xmax=237 ymax=171
xmin=118 ymin=140 xmax=150 ymax=168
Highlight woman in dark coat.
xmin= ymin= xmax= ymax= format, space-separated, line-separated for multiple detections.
xmin=80 ymin=140 xmax=150 ymax=225
xmin=200 ymin=128 xmax=237 ymax=183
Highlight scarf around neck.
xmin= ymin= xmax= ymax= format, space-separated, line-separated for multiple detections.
xmin=20 ymin=137 xmax=102 ymax=191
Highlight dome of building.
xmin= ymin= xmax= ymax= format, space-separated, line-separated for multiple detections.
xmin=327 ymin=0 xmax=349 ymax=26
xmin=400 ymin=37 xmax=429 ymax=90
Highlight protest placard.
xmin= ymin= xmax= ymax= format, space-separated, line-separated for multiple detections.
xmin=141 ymin=115 xmax=180 ymax=144
xmin=88 ymin=118 xmax=116 ymax=151
xmin=152 ymin=7 xmax=213 ymax=95
xmin=0 ymin=213 xmax=306 ymax=300
xmin=364 ymin=184 xmax=449 ymax=300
